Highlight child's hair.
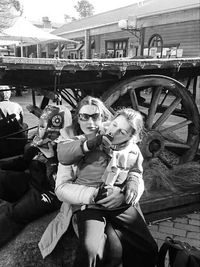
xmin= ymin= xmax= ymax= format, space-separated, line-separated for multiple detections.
xmin=72 ymin=96 xmax=113 ymax=135
xmin=115 ymin=108 xmax=144 ymax=143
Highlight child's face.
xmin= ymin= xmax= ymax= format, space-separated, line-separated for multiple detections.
xmin=78 ymin=104 xmax=102 ymax=136
xmin=38 ymin=120 xmax=48 ymax=139
xmin=106 ymin=115 xmax=133 ymax=145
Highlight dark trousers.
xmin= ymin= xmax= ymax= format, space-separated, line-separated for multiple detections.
xmin=0 ymin=122 xmax=28 ymax=159
xmin=73 ymin=207 xmax=158 ymax=267
xmin=0 ymin=169 xmax=61 ymax=247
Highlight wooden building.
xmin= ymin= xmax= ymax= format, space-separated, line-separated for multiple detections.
xmin=52 ymin=0 xmax=200 ymax=59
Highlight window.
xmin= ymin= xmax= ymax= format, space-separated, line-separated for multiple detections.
xmin=105 ymin=40 xmax=128 ymax=58
xmin=148 ymin=34 xmax=163 ymax=58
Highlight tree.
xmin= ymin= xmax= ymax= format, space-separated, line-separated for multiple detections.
xmin=74 ymin=0 xmax=94 ymax=19
xmin=0 ymin=0 xmax=23 ymax=29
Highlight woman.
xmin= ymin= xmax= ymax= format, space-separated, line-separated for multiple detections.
xmin=0 ymin=85 xmax=23 ymax=123
xmin=0 ymin=85 xmax=28 ymax=158
xmin=40 ymin=96 xmax=158 ymax=266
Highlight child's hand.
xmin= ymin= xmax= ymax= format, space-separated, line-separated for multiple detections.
xmin=98 ymin=121 xmax=111 ymax=135
xmin=102 ymin=134 xmax=113 ymax=149
xmin=86 ymin=135 xmax=102 ymax=151
xmin=96 ymin=186 xmax=124 ymax=209
xmin=124 ymin=181 xmax=138 ymax=205
xmin=32 ymin=135 xmax=51 ymax=147
xmin=38 ymin=142 xmax=55 ymax=158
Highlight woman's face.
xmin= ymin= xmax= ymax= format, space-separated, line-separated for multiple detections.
xmin=78 ymin=104 xmax=102 ymax=136
xmin=106 ymin=115 xmax=133 ymax=145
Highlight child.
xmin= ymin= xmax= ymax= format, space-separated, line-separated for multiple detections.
xmin=39 ymin=107 xmax=145 ymax=258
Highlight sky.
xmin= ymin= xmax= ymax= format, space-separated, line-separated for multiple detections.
xmin=20 ymin=0 xmax=139 ymax=23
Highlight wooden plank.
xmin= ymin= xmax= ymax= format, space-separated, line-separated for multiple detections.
xmin=141 ymin=189 xmax=200 ymax=215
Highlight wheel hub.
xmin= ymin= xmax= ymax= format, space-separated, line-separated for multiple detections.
xmin=140 ymin=130 xmax=165 ymax=159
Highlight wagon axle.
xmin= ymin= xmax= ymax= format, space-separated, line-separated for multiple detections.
xmin=140 ymin=130 xmax=164 ymax=159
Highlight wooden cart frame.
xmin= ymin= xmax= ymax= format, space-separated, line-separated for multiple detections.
xmin=0 ymin=56 xmax=200 ymax=221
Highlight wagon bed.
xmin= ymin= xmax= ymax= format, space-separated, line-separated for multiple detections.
xmin=0 ymin=56 xmax=200 ymax=221
xmin=0 ymin=57 xmax=200 ymax=91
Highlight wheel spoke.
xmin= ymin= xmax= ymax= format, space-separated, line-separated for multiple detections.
xmin=159 ymin=90 xmax=169 ymax=107
xmin=146 ymin=87 xmax=162 ymax=129
xmin=129 ymin=89 xmax=139 ymax=110
xmin=160 ymin=120 xmax=192 ymax=135
xmin=164 ymin=141 xmax=190 ymax=149
xmin=153 ymin=97 xmax=182 ymax=129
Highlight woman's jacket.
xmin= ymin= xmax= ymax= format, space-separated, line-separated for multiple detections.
xmin=39 ymin=135 xmax=144 ymax=258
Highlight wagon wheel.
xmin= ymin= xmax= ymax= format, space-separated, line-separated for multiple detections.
xmin=102 ymin=75 xmax=200 ymax=166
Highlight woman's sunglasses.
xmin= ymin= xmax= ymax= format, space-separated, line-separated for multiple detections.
xmin=78 ymin=113 xmax=101 ymax=121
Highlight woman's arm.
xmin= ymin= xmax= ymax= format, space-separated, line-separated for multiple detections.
xmin=57 ymin=134 xmax=103 ymax=165
xmin=57 ymin=138 xmax=85 ymax=165
xmin=55 ymin=163 xmax=98 ymax=205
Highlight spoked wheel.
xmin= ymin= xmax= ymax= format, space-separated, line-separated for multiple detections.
xmin=102 ymin=75 xmax=200 ymax=166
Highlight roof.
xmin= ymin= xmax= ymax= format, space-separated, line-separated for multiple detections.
xmin=31 ymin=20 xmax=63 ymax=31
xmin=52 ymin=0 xmax=199 ymax=36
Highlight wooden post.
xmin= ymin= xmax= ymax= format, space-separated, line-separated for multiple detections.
xmin=85 ymin=29 xmax=90 ymax=59
xmin=20 ymin=43 xmax=23 ymax=57
xmin=13 ymin=44 xmax=17 ymax=57
xmin=36 ymin=44 xmax=41 ymax=58
xmin=46 ymin=44 xmax=50 ymax=58
xmin=58 ymin=42 xmax=61 ymax=58
xmin=196 ymin=76 xmax=200 ymax=113
xmin=140 ymin=28 xmax=145 ymax=56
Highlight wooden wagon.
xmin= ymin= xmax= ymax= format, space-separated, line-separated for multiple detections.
xmin=0 ymin=56 xmax=199 ymax=221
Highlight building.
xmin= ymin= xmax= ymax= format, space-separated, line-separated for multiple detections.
xmin=31 ymin=16 xmax=62 ymax=33
xmin=52 ymin=0 xmax=200 ymax=59
xmin=29 ymin=17 xmax=63 ymax=58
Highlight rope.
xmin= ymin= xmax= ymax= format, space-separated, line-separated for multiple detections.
xmin=0 ymin=125 xmax=37 ymax=140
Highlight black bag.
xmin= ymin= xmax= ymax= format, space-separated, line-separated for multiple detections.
xmin=0 ymin=108 xmax=28 ymax=158
xmin=157 ymin=236 xmax=200 ymax=267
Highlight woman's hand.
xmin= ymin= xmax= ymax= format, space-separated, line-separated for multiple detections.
xmin=38 ymin=142 xmax=55 ymax=158
xmin=96 ymin=186 xmax=125 ymax=209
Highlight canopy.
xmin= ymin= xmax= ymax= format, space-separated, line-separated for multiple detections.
xmin=0 ymin=17 xmax=78 ymax=56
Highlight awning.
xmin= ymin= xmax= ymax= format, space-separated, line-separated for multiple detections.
xmin=54 ymin=44 xmax=64 ymax=52
xmin=62 ymin=42 xmax=83 ymax=52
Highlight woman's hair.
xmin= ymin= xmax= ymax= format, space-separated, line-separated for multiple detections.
xmin=0 ymin=86 xmax=11 ymax=101
xmin=115 ymin=108 xmax=144 ymax=143
xmin=72 ymin=96 xmax=113 ymax=135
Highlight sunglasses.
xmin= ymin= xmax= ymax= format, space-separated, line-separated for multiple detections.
xmin=78 ymin=113 xmax=101 ymax=121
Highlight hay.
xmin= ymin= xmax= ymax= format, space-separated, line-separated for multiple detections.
xmin=143 ymin=160 xmax=200 ymax=196
xmin=167 ymin=162 xmax=200 ymax=191
xmin=143 ymin=158 xmax=176 ymax=195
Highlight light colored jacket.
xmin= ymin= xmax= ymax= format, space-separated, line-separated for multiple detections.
xmin=39 ymin=136 xmax=144 ymax=258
